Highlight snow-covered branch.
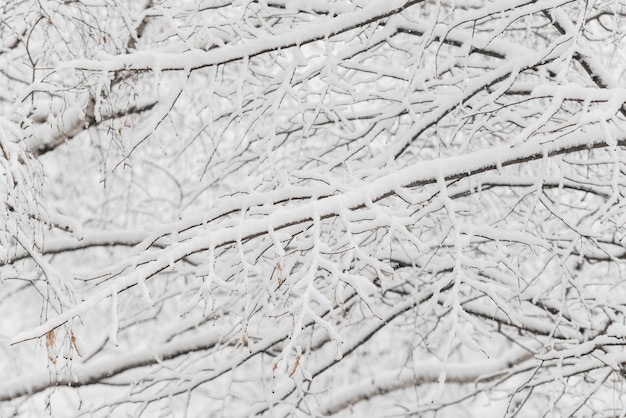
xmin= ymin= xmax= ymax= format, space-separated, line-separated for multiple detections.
xmin=3 ymin=0 xmax=626 ymax=417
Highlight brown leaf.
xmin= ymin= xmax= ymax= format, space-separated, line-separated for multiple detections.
xmin=45 ymin=330 xmax=56 ymax=364
xmin=45 ymin=330 xmax=55 ymax=349
xmin=70 ymin=331 xmax=82 ymax=357
xmin=276 ymin=262 xmax=284 ymax=286
xmin=288 ymin=355 xmax=300 ymax=378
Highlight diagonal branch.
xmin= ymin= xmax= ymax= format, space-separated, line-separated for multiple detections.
xmin=544 ymin=8 xmax=626 ymax=118
xmin=10 ymin=122 xmax=626 ymax=345
xmin=63 ymin=1 xmax=423 ymax=72
xmin=29 ymin=100 xmax=157 ymax=156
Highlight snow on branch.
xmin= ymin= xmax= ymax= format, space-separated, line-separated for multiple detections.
xmin=4 ymin=0 xmax=626 ymax=416
xmin=10 ymin=122 xmax=623 ymax=345
xmin=63 ymin=1 xmax=420 ymax=73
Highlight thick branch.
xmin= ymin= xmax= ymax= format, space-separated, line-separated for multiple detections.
xmin=10 ymin=122 xmax=626 ymax=345
xmin=64 ymin=1 xmax=423 ymax=72
xmin=320 ymin=349 xmax=535 ymax=416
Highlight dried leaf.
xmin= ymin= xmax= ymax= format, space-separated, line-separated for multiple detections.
xmin=276 ymin=262 xmax=284 ymax=286
xmin=288 ymin=355 xmax=300 ymax=378
xmin=45 ymin=330 xmax=56 ymax=364
xmin=70 ymin=331 xmax=82 ymax=357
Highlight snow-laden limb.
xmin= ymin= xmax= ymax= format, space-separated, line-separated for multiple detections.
xmin=4 ymin=182 xmax=342 ymax=263
xmin=28 ymin=99 xmax=157 ymax=157
xmin=10 ymin=121 xmax=625 ymax=345
xmin=526 ymin=351 xmax=626 ymax=388
xmin=547 ymin=8 xmax=625 ymax=92
xmin=320 ymin=347 xmax=535 ymax=416
xmin=0 ymin=116 xmax=43 ymax=256
xmin=0 ymin=326 xmax=230 ymax=401
xmin=63 ymin=1 xmax=420 ymax=72
xmin=3 ymin=229 xmax=149 ymax=263
xmin=455 ymin=295 xmax=584 ymax=341
xmin=387 ymin=27 xmax=576 ymax=161
xmin=5 ymin=0 xmax=626 ymax=417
